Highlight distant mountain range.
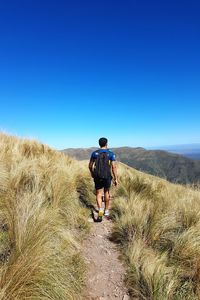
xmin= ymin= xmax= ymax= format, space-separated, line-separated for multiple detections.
xmin=61 ymin=147 xmax=200 ymax=184
xmin=148 ymin=144 xmax=200 ymax=160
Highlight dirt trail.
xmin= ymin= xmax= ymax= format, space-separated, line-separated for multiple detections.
xmin=82 ymin=213 xmax=129 ymax=300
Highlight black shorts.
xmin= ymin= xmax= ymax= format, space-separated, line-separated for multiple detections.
xmin=94 ymin=177 xmax=112 ymax=190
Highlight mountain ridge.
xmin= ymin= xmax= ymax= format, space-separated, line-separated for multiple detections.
xmin=61 ymin=147 xmax=200 ymax=184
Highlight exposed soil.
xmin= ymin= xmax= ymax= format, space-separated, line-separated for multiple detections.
xmin=82 ymin=210 xmax=129 ymax=300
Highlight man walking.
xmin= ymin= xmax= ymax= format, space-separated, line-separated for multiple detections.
xmin=89 ymin=137 xmax=118 ymax=221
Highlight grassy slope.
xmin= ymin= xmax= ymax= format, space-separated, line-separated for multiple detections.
xmin=1 ymin=133 xmax=200 ymax=299
xmin=0 ymin=133 xmax=95 ymax=300
xmin=111 ymin=163 xmax=200 ymax=299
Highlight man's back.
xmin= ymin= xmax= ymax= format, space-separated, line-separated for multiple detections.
xmin=88 ymin=137 xmax=118 ymax=221
xmin=91 ymin=148 xmax=116 ymax=162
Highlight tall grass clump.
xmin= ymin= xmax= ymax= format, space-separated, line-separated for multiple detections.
xmin=111 ymin=163 xmax=200 ymax=299
xmin=0 ymin=133 xmax=89 ymax=299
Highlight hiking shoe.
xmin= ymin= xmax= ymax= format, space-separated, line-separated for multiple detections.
xmin=98 ymin=209 xmax=104 ymax=217
xmin=104 ymin=210 xmax=110 ymax=217
xmin=96 ymin=209 xmax=104 ymax=222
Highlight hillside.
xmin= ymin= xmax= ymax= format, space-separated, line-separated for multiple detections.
xmin=0 ymin=133 xmax=92 ymax=299
xmin=111 ymin=163 xmax=200 ymax=299
xmin=1 ymin=133 xmax=200 ymax=299
xmin=62 ymin=147 xmax=200 ymax=184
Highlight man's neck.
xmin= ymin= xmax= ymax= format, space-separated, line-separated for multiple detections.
xmin=100 ymin=146 xmax=107 ymax=150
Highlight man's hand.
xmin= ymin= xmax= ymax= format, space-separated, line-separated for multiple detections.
xmin=113 ymin=179 xmax=118 ymax=186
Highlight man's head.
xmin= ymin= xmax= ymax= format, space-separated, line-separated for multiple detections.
xmin=99 ymin=137 xmax=108 ymax=148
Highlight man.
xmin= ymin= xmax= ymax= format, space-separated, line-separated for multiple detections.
xmin=88 ymin=137 xmax=118 ymax=220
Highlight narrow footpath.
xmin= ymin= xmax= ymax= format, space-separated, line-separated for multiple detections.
xmin=82 ymin=213 xmax=130 ymax=300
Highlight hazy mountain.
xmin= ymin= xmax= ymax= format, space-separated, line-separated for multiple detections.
xmin=149 ymin=144 xmax=200 ymax=160
xmin=61 ymin=147 xmax=200 ymax=184
xmin=184 ymin=153 xmax=200 ymax=160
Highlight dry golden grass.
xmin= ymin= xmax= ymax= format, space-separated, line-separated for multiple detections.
xmin=111 ymin=163 xmax=200 ymax=299
xmin=0 ymin=133 xmax=90 ymax=299
xmin=2 ymin=132 xmax=200 ymax=300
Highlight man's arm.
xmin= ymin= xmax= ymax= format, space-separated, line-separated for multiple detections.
xmin=111 ymin=161 xmax=118 ymax=186
xmin=88 ymin=158 xmax=94 ymax=177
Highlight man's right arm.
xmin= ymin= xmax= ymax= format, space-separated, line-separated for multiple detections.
xmin=111 ymin=161 xmax=118 ymax=186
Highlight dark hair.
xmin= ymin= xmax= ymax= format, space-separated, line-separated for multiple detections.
xmin=99 ymin=137 xmax=108 ymax=147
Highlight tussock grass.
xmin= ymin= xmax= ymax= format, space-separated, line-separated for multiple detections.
xmin=2 ymin=132 xmax=200 ymax=299
xmin=111 ymin=163 xmax=200 ymax=299
xmin=0 ymin=133 xmax=89 ymax=299
xmin=125 ymin=238 xmax=179 ymax=300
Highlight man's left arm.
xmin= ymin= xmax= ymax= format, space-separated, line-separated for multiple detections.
xmin=88 ymin=158 xmax=95 ymax=177
xmin=111 ymin=152 xmax=118 ymax=186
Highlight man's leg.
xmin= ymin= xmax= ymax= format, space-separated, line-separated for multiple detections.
xmin=96 ymin=188 xmax=103 ymax=209
xmin=96 ymin=188 xmax=104 ymax=220
xmin=104 ymin=188 xmax=110 ymax=211
xmin=104 ymin=177 xmax=112 ymax=215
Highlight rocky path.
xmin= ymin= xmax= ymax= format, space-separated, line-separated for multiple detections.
xmin=82 ymin=213 xmax=129 ymax=300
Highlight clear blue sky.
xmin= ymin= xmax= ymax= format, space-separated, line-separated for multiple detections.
xmin=0 ymin=0 xmax=199 ymax=149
